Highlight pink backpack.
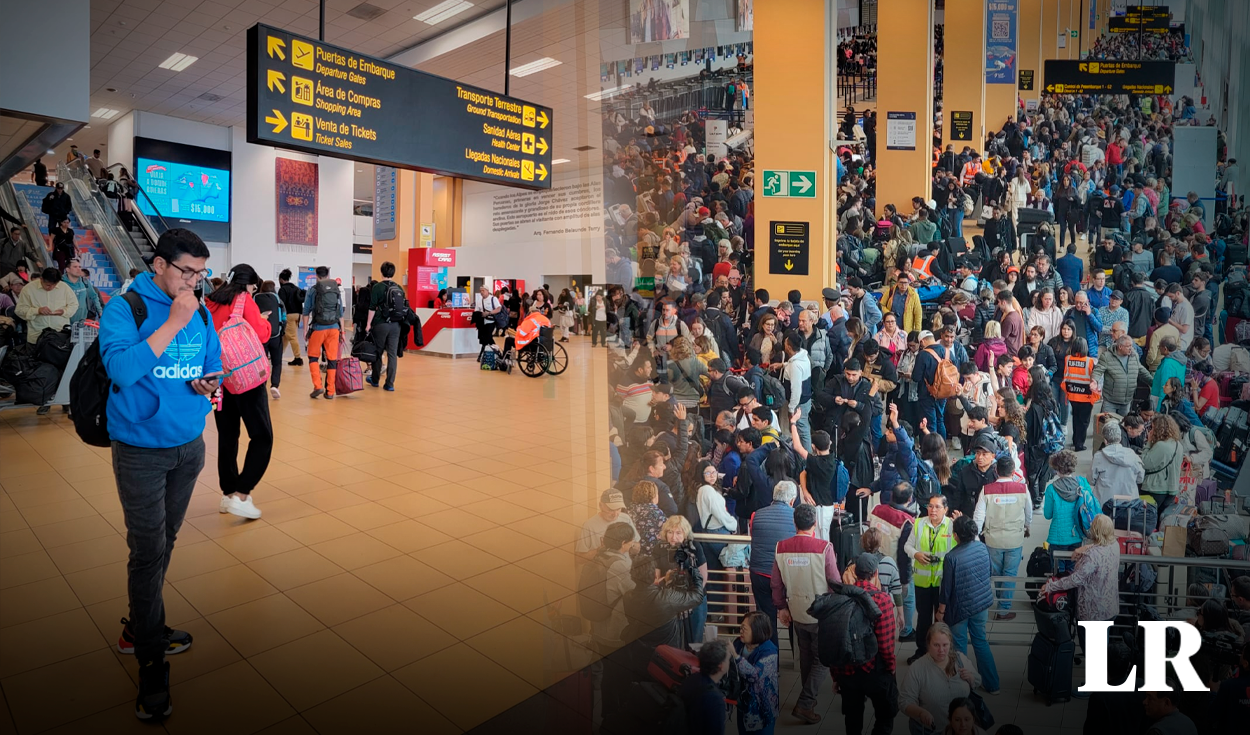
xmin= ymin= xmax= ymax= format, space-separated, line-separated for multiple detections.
xmin=219 ymin=295 xmax=270 ymax=394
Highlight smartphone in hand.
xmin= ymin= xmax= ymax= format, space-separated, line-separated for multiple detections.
xmin=188 ymin=371 xmax=227 ymax=385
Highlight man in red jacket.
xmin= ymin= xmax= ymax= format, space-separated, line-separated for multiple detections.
xmin=831 ymin=553 xmax=898 ymax=735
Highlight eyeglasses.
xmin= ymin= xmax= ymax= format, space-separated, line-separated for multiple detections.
xmin=164 ymin=261 xmax=209 ymax=282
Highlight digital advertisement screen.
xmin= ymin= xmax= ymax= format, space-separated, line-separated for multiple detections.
xmin=136 ymin=159 xmax=230 ymax=222
xmin=133 ymin=136 xmax=232 ymax=242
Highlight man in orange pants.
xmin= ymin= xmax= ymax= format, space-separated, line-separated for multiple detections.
xmin=301 ymin=266 xmax=344 ymax=399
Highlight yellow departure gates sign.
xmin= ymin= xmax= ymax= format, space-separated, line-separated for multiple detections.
xmin=1043 ymin=59 xmax=1175 ymax=96
xmin=247 ymin=24 xmax=554 ymax=190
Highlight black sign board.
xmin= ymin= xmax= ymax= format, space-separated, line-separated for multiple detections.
xmin=1043 ymin=60 xmax=1175 ymax=95
xmin=1110 ymin=6 xmax=1170 ymax=33
xmin=247 ymin=24 xmax=554 ymax=190
xmin=1018 ymin=69 xmax=1035 ymax=91
xmin=768 ymin=221 xmax=810 ymax=276
xmin=950 ymin=111 xmax=974 ymax=142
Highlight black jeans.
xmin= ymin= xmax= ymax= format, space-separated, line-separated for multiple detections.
xmin=371 ymin=321 xmax=400 ymax=388
xmin=591 ymin=320 xmax=607 ymax=346
xmin=265 ymin=335 xmax=282 ymax=388
xmin=750 ymin=571 xmax=779 ymax=649
xmin=915 ymin=585 xmax=941 ymax=656
xmin=841 ymin=668 xmax=899 ymax=735
xmin=214 ymin=384 xmax=273 ymax=495
xmin=1071 ymin=400 xmax=1094 ymax=450
xmin=112 ymin=437 xmax=205 ymax=664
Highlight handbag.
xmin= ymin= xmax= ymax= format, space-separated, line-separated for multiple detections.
xmin=956 ymin=655 xmax=995 ymax=729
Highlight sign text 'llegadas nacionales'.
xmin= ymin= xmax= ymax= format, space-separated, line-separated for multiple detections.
xmin=247 ymin=23 xmax=554 ymax=190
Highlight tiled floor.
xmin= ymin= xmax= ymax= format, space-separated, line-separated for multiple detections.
xmin=0 ymin=342 xmax=610 ymax=734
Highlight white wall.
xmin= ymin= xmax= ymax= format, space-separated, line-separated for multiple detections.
xmin=106 ymin=113 xmax=135 ymax=175
xmin=0 ymin=0 xmax=89 ymax=123
xmin=230 ymin=126 xmax=354 ymax=290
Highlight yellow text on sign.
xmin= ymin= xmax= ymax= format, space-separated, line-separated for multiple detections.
xmin=292 ymin=39 xmax=314 ymax=70
xmin=292 ymin=77 xmax=314 ymax=106
xmin=292 ymin=112 xmax=313 ymax=141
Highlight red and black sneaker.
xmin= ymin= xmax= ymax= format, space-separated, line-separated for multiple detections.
xmin=118 ymin=617 xmax=193 ymax=656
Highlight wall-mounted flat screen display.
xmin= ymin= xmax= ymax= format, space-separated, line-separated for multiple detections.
xmin=133 ymin=136 xmax=232 ymax=241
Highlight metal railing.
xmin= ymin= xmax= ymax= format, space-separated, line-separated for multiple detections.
xmin=0 ymin=180 xmax=53 ymax=271
xmin=58 ymin=161 xmax=146 ymax=279
xmin=837 ymin=70 xmax=877 ymax=106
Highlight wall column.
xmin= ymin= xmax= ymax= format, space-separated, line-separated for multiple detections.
xmin=372 ymin=170 xmax=434 ymax=285
xmin=984 ymin=0 xmax=1020 ymax=138
xmin=943 ymin=0 xmax=987 ymax=151
xmin=1042 ymin=0 xmax=1061 ymax=63
xmin=753 ymin=0 xmax=836 ymax=298
xmin=1019 ymin=0 xmax=1045 ymax=110
xmin=874 ymin=0 xmax=934 ymax=215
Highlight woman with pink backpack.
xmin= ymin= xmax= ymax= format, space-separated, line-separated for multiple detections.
xmin=204 ymin=264 xmax=273 ymax=520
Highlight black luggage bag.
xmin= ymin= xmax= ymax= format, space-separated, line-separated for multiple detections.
xmin=829 ymin=497 xmax=865 ymax=575
xmin=1027 ymin=633 xmax=1075 ymax=705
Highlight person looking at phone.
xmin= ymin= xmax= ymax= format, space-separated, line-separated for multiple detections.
xmin=97 ymin=229 xmax=222 ymax=722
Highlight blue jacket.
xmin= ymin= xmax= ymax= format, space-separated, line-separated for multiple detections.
xmin=749 ymin=501 xmax=797 ymax=576
xmin=99 ymin=273 xmax=222 ymax=449
xmin=1056 ymin=254 xmax=1084 ymax=292
xmin=736 ymin=444 xmax=774 ymax=518
xmin=872 ymin=426 xmax=918 ymax=496
xmin=939 ymin=540 xmax=994 ymax=625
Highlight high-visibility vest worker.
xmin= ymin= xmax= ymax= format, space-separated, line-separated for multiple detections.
xmin=909 ymin=516 xmax=954 ymax=589
xmin=1062 ymin=355 xmax=1101 ymax=403
xmin=912 ymin=253 xmax=938 ymax=280
xmin=961 ymin=159 xmax=982 ymax=186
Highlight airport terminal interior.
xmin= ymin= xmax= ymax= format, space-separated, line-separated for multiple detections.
xmin=1 ymin=1 xmax=1249 ymax=734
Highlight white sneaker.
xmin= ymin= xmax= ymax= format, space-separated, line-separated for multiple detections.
xmin=218 ymin=496 xmax=230 ymax=514
xmin=270 ymin=386 xmax=281 ymax=399
xmin=221 ymin=494 xmax=262 ymax=520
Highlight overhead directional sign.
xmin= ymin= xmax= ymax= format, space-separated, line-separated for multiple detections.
xmin=768 ymin=221 xmax=810 ymax=276
xmin=761 ymin=170 xmax=817 ymax=198
xmin=950 ymin=111 xmax=974 ymax=142
xmin=1043 ymin=59 xmax=1175 ymax=95
xmin=1110 ymin=6 xmax=1170 ymax=33
xmin=247 ymin=23 xmax=554 ymax=189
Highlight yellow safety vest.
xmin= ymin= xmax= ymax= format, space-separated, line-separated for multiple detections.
xmin=912 ymin=517 xmax=954 ymax=589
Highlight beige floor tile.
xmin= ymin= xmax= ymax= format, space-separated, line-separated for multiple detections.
xmin=165 ymin=661 xmax=295 ymax=735
xmin=392 ymin=643 xmax=538 ymax=731
xmin=376 ymin=491 xmax=452 ymax=518
xmin=249 ymin=629 xmax=383 ymax=712
xmin=509 ymin=513 xmax=584 ymax=546
xmin=17 ymin=499 xmax=99 ymax=528
xmin=309 ymin=532 xmax=401 ymax=570
xmin=0 ymin=649 xmax=135 ymax=734
xmin=411 ymin=539 xmax=508 ymax=579
xmin=207 ymin=594 xmax=325 ymax=657
xmin=325 ymin=501 xmax=403 ymax=531
xmin=459 ymin=498 xmax=538 ymax=526
xmin=461 ymin=526 xmax=554 ymax=563
xmin=297 ymin=486 xmax=369 ymax=512
xmin=254 ymin=716 xmax=319 ymax=735
xmin=285 ymin=573 xmax=392 ymax=627
xmin=303 ymin=675 xmax=460 ymax=735
xmin=164 ymin=540 xmax=240 ymax=582
xmin=337 ymin=478 xmax=408 ymax=501
xmin=5 ymin=484 xmax=81 ymax=509
xmin=513 ymin=547 xmax=581 ymax=590
xmin=0 ymin=472 xmax=69 ymax=496
xmin=0 ymin=608 xmax=107 ymax=679
xmin=213 ymin=525 xmax=303 ymax=563
xmin=82 ymin=492 xmax=124 ymax=515
xmin=171 ymin=565 xmax=278 ymax=616
xmin=331 ymin=604 xmax=458 ymax=672
xmin=63 ymin=559 xmax=129 ymax=606
xmin=463 ymin=565 xmax=574 ymax=615
xmin=246 ymin=548 xmax=344 ymax=591
xmin=239 ymin=496 xmax=319 ymax=525
xmin=402 ymin=583 xmax=520 ymax=640
xmin=390 ymin=453 xmax=451 ymax=471
xmin=0 ymin=528 xmax=41 ymax=558
xmin=84 ymin=585 xmax=200 ymax=642
xmin=507 ymin=490 xmax=576 ymax=514
xmin=364 ymin=519 xmax=452 ymax=554
xmin=28 ymin=514 xmax=117 ymax=549
xmin=273 ymin=514 xmax=356 ymax=546
xmin=184 ymin=512 xmax=270 ymax=539
xmin=0 ymin=512 xmax=28 ymax=534
xmin=417 ymin=508 xmax=496 ymax=537
xmin=0 ymin=575 xmax=82 ymax=628
xmin=0 ymin=549 xmax=62 ymax=590
xmin=418 ymin=483 xmax=492 ymax=508
xmin=42 ymin=702 xmax=165 ymax=734
xmin=351 ymin=555 xmax=454 ymax=601
xmin=465 ymin=615 xmax=594 ymax=689
xmin=56 ymin=461 xmax=115 ymax=486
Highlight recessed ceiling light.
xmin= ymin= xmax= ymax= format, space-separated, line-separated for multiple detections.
xmin=414 ymin=0 xmax=473 ymax=25
xmin=67 ymin=138 xmax=74 ymax=142
xmin=158 ymin=52 xmax=199 ymax=72
xmin=585 ymin=84 xmax=632 ymax=101
xmin=357 ymin=169 xmax=363 ymax=172
xmin=509 ymin=57 xmax=561 ymax=77
xmin=551 ymin=158 xmax=570 ymax=165
xmin=92 ymin=108 xmax=121 ymax=119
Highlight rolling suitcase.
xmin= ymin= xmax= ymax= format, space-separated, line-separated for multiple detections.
xmin=1027 ymin=632 xmax=1075 ymax=705
xmin=647 ymin=645 xmax=698 ymax=691
xmin=1032 ymin=596 xmax=1074 ymax=644
xmin=829 ymin=496 xmax=866 ymax=575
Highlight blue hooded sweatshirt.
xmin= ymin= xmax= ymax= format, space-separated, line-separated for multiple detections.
xmin=98 ymin=273 xmax=222 ymax=449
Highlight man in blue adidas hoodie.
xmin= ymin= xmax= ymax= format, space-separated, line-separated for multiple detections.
xmin=98 ymin=229 xmax=221 ymax=722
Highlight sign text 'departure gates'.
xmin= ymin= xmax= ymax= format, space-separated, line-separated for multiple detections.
xmin=1043 ymin=59 xmax=1176 ymax=95
xmin=247 ymin=23 xmax=554 ymax=190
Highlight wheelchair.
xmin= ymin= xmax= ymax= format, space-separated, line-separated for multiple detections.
xmin=502 ymin=318 xmax=568 ymax=378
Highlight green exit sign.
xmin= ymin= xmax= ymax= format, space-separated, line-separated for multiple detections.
xmin=1070 ymin=29 xmax=1078 ymax=37
xmin=762 ymin=170 xmax=817 ymax=198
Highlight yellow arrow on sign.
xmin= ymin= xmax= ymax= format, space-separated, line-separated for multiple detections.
xmin=267 ymin=69 xmax=286 ymax=93
xmin=267 ymin=36 xmax=285 ymax=60
xmin=536 ymin=163 xmax=548 ymax=181
xmin=784 ymin=260 xmax=794 ymax=271
xmin=535 ymin=137 xmax=548 ymax=155
xmin=265 ymin=109 xmax=288 ymax=134
xmin=536 ymin=110 xmax=549 ymax=129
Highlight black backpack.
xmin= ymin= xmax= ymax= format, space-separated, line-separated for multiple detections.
xmin=311 ymin=282 xmax=341 ymax=325
xmin=70 ymin=291 xmax=207 ymax=447
xmin=809 ymin=582 xmax=882 ymax=669
xmin=375 ymin=282 xmax=411 ymax=324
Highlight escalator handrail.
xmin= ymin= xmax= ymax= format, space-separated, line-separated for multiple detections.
xmin=0 ymin=181 xmax=54 ymax=271
xmin=57 ymin=162 xmax=145 ymax=279
xmin=100 ymin=163 xmax=173 ymax=236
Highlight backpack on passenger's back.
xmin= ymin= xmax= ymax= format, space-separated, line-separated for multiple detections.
xmin=1040 ymin=410 xmax=1066 ymax=454
xmin=809 ymin=582 xmax=881 ymax=669
xmin=1075 ymin=483 xmax=1099 ymax=538
xmin=376 ymin=282 xmax=411 ymax=324
xmin=760 ymin=373 xmax=787 ymax=409
xmin=311 ymin=281 xmax=341 ymax=325
xmin=578 ymin=551 xmax=623 ymax=622
xmin=218 ymin=295 xmax=270 ymax=394
xmin=70 ymin=291 xmax=208 ymax=447
xmin=923 ymin=347 xmax=961 ymax=399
